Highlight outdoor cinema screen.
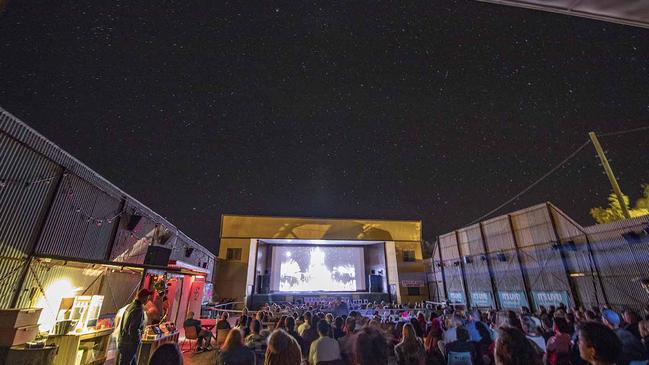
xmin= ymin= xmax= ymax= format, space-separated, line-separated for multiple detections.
xmin=270 ymin=245 xmax=366 ymax=292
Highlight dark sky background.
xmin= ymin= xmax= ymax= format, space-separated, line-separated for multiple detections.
xmin=1 ymin=2 xmax=648 ymax=253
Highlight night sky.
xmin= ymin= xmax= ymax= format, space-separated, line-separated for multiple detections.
xmin=1 ymin=2 xmax=648 ymax=252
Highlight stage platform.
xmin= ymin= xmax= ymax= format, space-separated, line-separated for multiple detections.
xmin=249 ymin=291 xmax=390 ymax=308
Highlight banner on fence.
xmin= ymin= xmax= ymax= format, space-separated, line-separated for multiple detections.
xmin=470 ymin=291 xmax=493 ymax=307
xmin=448 ymin=291 xmax=465 ymax=303
xmin=531 ymin=291 xmax=569 ymax=310
xmin=498 ymin=291 xmax=528 ymax=309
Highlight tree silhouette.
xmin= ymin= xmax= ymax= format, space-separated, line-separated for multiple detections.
xmin=590 ymin=184 xmax=649 ymax=223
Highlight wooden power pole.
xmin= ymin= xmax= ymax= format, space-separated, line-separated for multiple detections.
xmin=588 ymin=131 xmax=631 ymax=219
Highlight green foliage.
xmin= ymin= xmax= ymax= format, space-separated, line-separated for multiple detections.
xmin=590 ymin=184 xmax=649 ymax=224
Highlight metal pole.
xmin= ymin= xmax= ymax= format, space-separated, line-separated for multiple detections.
xmin=454 ymin=231 xmax=471 ymax=308
xmin=546 ymin=203 xmax=581 ymax=309
xmin=507 ymin=214 xmax=533 ymax=310
xmin=479 ymin=223 xmax=500 ymax=310
xmin=551 ymin=206 xmax=610 ymax=307
xmin=589 ymin=131 xmax=631 ymax=219
xmin=437 ymin=236 xmax=449 ymax=302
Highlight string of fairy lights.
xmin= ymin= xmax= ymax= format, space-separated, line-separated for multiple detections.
xmin=0 ymin=172 xmax=213 ymax=269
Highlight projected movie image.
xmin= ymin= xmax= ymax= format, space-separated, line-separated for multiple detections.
xmin=272 ymin=246 xmax=365 ymax=292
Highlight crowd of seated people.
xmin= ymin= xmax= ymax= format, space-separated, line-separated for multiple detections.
xmin=156 ymin=299 xmax=649 ymax=365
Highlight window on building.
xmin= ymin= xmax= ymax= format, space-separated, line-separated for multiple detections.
xmin=226 ymin=248 xmax=242 ymax=261
xmin=403 ymin=250 xmax=416 ymax=262
xmin=407 ymin=287 xmax=421 ymax=296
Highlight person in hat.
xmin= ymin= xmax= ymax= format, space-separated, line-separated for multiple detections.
xmin=601 ymin=308 xmax=648 ymax=365
xmin=117 ymin=288 xmax=152 ymax=365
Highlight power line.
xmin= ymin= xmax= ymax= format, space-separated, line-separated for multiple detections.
xmin=452 ymin=124 xmax=648 ymax=232
xmin=599 ymin=125 xmax=649 ymax=137
xmin=468 ymin=140 xmax=592 ymax=225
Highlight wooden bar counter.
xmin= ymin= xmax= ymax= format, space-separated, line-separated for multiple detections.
xmin=46 ymin=328 xmax=113 ymax=365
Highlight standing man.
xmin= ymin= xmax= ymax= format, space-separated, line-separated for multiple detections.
xmin=117 ymin=288 xmax=152 ymax=365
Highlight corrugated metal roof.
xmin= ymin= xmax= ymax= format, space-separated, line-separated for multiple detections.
xmin=1 ymin=106 xmax=213 ymax=261
xmin=476 ymin=0 xmax=649 ymax=29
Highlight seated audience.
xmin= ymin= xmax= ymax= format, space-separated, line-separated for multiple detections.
xmin=245 ymin=319 xmax=268 ymax=362
xmin=338 ymin=317 xmax=356 ymax=365
xmin=475 ymin=321 xmax=494 ymax=365
xmin=333 ymin=316 xmax=345 ymax=339
xmin=623 ymin=309 xmax=642 ymax=340
xmin=577 ymin=321 xmax=622 ymax=365
xmin=545 ymin=317 xmax=572 ymax=365
xmin=265 ymin=329 xmax=302 ymax=365
xmin=217 ymin=311 xmax=232 ymax=330
xmin=394 ymin=323 xmax=426 ymax=365
xmin=148 ymin=343 xmax=183 ymax=365
xmin=183 ymin=311 xmax=213 ymax=352
xmin=299 ymin=311 xmax=313 ymax=336
xmin=301 ymin=317 xmax=320 ymax=361
xmin=521 ymin=315 xmax=546 ymax=353
xmin=309 ymin=320 xmax=342 ymax=365
xmin=601 ymin=309 xmax=648 ymax=365
xmin=353 ymin=327 xmax=389 ymax=365
xmin=639 ymin=320 xmax=649 ymax=355
xmin=445 ymin=326 xmax=478 ymax=365
xmin=218 ymin=329 xmax=255 ymax=365
xmin=495 ymin=326 xmax=542 ymax=365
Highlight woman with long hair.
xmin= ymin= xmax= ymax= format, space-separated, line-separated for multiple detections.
xmin=264 ymin=329 xmax=302 ymax=365
xmin=424 ymin=318 xmax=445 ymax=365
xmin=394 ymin=323 xmax=426 ymax=365
xmin=494 ymin=327 xmax=541 ymax=365
xmin=217 ymin=328 xmax=255 ymax=365
xmin=275 ymin=315 xmax=287 ymax=331
xmin=353 ymin=327 xmax=389 ymax=365
xmin=475 ymin=321 xmax=494 ymax=365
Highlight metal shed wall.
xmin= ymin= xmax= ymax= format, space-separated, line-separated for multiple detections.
xmin=0 ymin=133 xmax=61 ymax=259
xmin=511 ymin=206 xmax=572 ymax=305
xmin=36 ymin=174 xmax=121 ymax=260
xmin=585 ymin=216 xmax=649 ymax=310
xmin=430 ymin=244 xmax=447 ymax=302
xmin=1 ymin=107 xmax=215 ymax=310
xmin=439 ymin=232 xmax=465 ymax=302
xmin=550 ymin=207 xmax=606 ymax=309
xmin=482 ymin=215 xmax=526 ymax=293
xmin=458 ymin=224 xmax=494 ymax=307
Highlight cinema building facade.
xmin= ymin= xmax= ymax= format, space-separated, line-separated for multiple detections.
xmin=214 ymin=215 xmax=428 ymax=308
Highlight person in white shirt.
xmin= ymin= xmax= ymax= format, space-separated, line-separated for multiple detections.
xmin=309 ymin=320 xmax=341 ymax=365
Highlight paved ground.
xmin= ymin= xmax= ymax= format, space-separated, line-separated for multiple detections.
xmin=183 ymin=349 xmax=218 ymax=365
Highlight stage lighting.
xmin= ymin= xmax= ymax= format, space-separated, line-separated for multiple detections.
xmin=480 ymin=255 xmax=487 ymax=261
xmin=453 ymin=261 xmax=461 ymax=267
xmin=463 ymin=256 xmax=473 ymax=264
xmin=496 ymin=252 xmax=507 ymax=262
xmin=285 ymin=251 xmax=292 ymax=257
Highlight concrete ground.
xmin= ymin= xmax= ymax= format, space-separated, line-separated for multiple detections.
xmin=182 ymin=348 xmax=218 ymax=365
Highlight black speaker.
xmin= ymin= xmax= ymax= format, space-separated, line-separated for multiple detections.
xmin=257 ymin=274 xmax=270 ymax=294
xmin=126 ymin=214 xmax=142 ymax=230
xmin=144 ymin=246 xmax=172 ymax=266
xmin=369 ymin=274 xmax=383 ymax=293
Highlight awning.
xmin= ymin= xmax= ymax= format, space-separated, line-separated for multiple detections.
xmin=167 ymin=260 xmax=209 ymax=275
xmin=476 ymin=0 xmax=649 ymax=29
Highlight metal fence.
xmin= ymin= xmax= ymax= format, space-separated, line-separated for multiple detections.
xmin=432 ymin=202 xmax=649 ymax=311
